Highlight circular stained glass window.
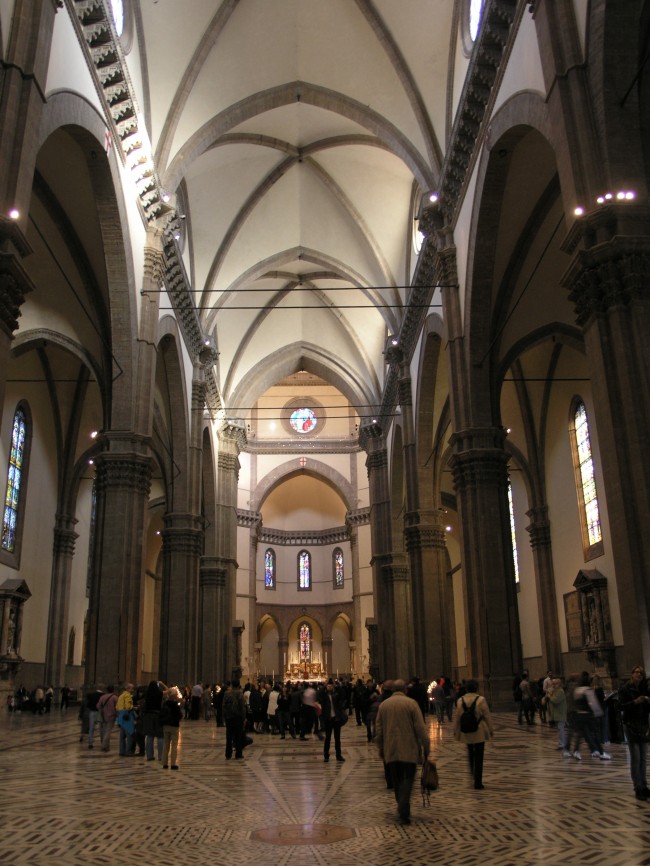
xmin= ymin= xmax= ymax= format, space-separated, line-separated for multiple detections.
xmin=290 ymin=408 xmax=317 ymax=434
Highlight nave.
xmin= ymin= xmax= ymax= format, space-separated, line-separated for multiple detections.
xmin=1 ymin=708 xmax=649 ymax=866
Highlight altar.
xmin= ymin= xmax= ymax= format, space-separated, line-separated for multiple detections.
xmin=288 ymin=661 xmax=323 ymax=679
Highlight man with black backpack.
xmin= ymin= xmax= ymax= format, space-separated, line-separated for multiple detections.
xmin=222 ymin=678 xmax=247 ymax=759
xmin=453 ymin=679 xmax=494 ymax=790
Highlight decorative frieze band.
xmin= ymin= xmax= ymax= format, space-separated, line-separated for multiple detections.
xmin=237 ymin=508 xmax=262 ymax=529
xmin=257 ymin=525 xmax=349 ymax=546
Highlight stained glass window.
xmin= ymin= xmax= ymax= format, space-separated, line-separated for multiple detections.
xmin=572 ymin=400 xmax=602 ymax=549
xmin=298 ymin=550 xmax=311 ymax=590
xmin=2 ymin=408 xmax=27 ymax=553
xmin=333 ymin=548 xmax=344 ymax=588
xmin=507 ymin=482 xmax=520 ymax=584
xmin=264 ymin=548 xmax=275 ymax=589
xmin=110 ymin=0 xmax=124 ymax=36
xmin=469 ymin=0 xmax=484 ymax=41
xmin=299 ymin=623 xmax=311 ymax=659
xmin=290 ymin=408 xmax=317 ymax=434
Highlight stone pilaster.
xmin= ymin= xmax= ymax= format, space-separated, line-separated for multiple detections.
xmin=43 ymin=514 xmax=78 ymax=688
xmin=85 ymin=449 xmax=153 ymax=687
xmin=562 ymin=204 xmax=650 ymax=671
xmin=215 ymin=420 xmax=246 ymax=680
xmin=525 ymin=505 xmax=562 ymax=674
xmin=359 ymin=423 xmax=391 ymax=679
xmin=450 ymin=427 xmax=522 ymax=708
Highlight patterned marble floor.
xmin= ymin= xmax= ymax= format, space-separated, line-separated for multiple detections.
xmin=1 ymin=707 xmax=649 ymax=866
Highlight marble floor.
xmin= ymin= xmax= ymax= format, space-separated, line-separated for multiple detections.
xmin=1 ymin=707 xmax=649 ymax=866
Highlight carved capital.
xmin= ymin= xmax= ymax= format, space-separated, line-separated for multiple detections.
xmin=562 ymin=204 xmax=650 ymax=326
xmin=525 ymin=505 xmax=551 ymax=549
xmin=143 ymin=245 xmax=165 ymax=285
xmin=218 ymin=418 xmax=247 ymax=452
xmin=358 ymin=421 xmax=384 ymax=452
xmin=449 ymin=428 xmax=510 ymax=493
xmin=95 ymin=453 xmax=153 ymax=496
xmin=0 ymin=253 xmax=35 ymax=337
xmin=53 ymin=514 xmax=79 ymax=557
xmin=365 ymin=448 xmax=388 ymax=473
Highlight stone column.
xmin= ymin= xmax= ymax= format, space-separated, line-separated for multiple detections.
xmin=278 ymin=638 xmax=289 ymax=678
xmin=359 ymin=423 xmax=391 ymax=680
xmin=405 ymin=512 xmax=454 ymax=679
xmin=159 ymin=512 xmax=204 ymax=685
xmin=86 ymin=447 xmax=153 ymax=687
xmin=526 ymin=505 xmax=562 ymax=674
xmin=382 ymin=554 xmax=414 ymax=678
xmin=450 ymin=427 xmax=522 ymax=708
xmin=43 ymin=514 xmax=78 ymax=688
xmin=322 ymin=637 xmax=333 ymax=677
xmin=562 ymin=204 xmax=650 ymax=670
xmin=189 ymin=348 xmax=213 ymax=681
xmin=215 ymin=420 xmax=246 ymax=680
xmin=199 ymin=556 xmax=224 ymax=683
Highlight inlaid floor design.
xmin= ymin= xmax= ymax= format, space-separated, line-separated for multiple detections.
xmin=1 ymin=708 xmax=649 ymax=866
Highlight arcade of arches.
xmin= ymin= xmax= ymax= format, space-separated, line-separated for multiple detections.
xmin=1 ymin=0 xmax=650 ymax=709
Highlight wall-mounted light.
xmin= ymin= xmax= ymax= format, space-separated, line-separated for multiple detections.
xmin=8 ymin=208 xmax=19 ymax=219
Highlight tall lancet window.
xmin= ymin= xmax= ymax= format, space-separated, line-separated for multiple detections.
xmin=570 ymin=399 xmax=603 ymax=558
xmin=264 ymin=548 xmax=276 ymax=589
xmin=298 ymin=550 xmax=311 ymax=590
xmin=2 ymin=406 xmax=29 ymax=558
xmin=507 ymin=482 xmax=520 ymax=585
xmin=299 ymin=623 xmax=311 ymax=660
xmin=333 ymin=548 xmax=344 ymax=588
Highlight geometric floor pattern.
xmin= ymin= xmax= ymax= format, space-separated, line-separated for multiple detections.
xmin=2 ymin=708 xmax=650 ymax=866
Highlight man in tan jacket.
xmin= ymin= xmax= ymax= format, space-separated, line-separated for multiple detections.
xmin=375 ymin=679 xmax=430 ymax=825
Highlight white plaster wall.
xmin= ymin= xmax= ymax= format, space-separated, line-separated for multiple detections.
xmin=545 ymin=377 xmax=620 ymax=652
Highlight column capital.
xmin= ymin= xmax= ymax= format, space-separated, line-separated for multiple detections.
xmin=0 ymin=223 xmax=35 ymax=337
xmin=404 ymin=520 xmax=447 ymax=552
xmin=562 ymin=203 xmax=650 ymax=326
xmin=358 ymin=421 xmax=385 ymax=452
xmin=53 ymin=514 xmax=79 ymax=557
xmin=217 ymin=418 xmax=247 ymax=451
xmin=95 ymin=452 xmax=154 ymax=496
xmin=525 ymin=505 xmax=552 ymax=549
xmin=449 ymin=428 xmax=510 ymax=492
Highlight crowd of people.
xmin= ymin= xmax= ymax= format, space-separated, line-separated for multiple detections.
xmin=9 ymin=663 xmax=649 ymax=814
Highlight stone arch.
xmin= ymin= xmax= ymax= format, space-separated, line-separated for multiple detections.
xmin=37 ymin=92 xmax=137 ymax=429
xmin=252 ymin=458 xmax=355 ymax=514
xmin=228 ymin=340 xmax=379 ymax=414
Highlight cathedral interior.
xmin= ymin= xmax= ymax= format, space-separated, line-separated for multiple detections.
xmin=1 ymin=0 xmax=650 ymax=712
xmin=2 ymin=1 xmax=650 ymax=862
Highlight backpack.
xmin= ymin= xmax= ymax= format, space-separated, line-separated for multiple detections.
xmin=459 ymin=696 xmax=480 ymax=733
xmin=222 ymin=690 xmax=241 ymax=721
